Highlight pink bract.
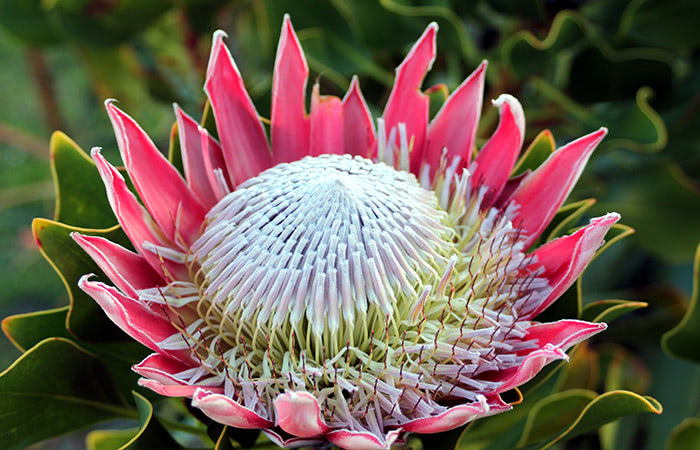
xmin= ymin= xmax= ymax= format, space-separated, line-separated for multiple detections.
xmin=75 ymin=15 xmax=616 ymax=449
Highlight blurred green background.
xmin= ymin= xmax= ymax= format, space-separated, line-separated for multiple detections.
xmin=0 ymin=0 xmax=699 ymax=449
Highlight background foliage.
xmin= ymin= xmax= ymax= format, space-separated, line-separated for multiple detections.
xmin=0 ymin=0 xmax=698 ymax=449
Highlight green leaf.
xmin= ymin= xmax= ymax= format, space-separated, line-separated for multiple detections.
xmin=666 ymin=418 xmax=700 ymax=450
xmin=620 ymin=0 xmax=700 ymax=50
xmin=511 ymin=129 xmax=555 ymax=177
xmin=663 ymin=243 xmax=700 ymax=363
xmin=123 ymin=392 xmax=182 ymax=449
xmin=553 ymin=344 xmax=599 ymax=392
xmin=516 ymin=387 xmax=663 ymax=448
xmin=50 ymin=131 xmax=118 ymax=229
xmin=0 ymin=338 xmax=136 ymax=450
xmin=86 ymin=428 xmax=137 ymax=450
xmin=1 ymin=306 xmax=72 ymax=351
xmin=580 ymin=300 xmax=648 ymax=323
xmin=518 ymin=389 xmax=597 ymax=447
xmin=596 ymin=164 xmax=700 ymax=262
xmin=86 ymin=392 xmax=183 ymax=449
xmin=32 ymin=218 xmax=130 ymax=341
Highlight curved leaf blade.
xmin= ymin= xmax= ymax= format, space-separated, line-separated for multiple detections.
xmin=662 ymin=243 xmax=700 ymax=363
xmin=542 ymin=390 xmax=662 ymax=448
xmin=32 ymin=218 xmax=130 ymax=341
xmin=50 ymin=131 xmax=118 ymax=229
xmin=0 ymin=338 xmax=135 ymax=450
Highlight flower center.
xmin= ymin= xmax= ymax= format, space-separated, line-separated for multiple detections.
xmin=147 ymin=153 xmax=552 ymax=431
xmin=192 ymin=154 xmax=456 ymax=348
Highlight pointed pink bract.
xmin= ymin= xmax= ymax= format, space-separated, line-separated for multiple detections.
xmin=91 ymin=149 xmax=188 ymax=280
xmin=174 ymin=105 xmax=219 ymax=209
xmin=383 ymin=23 xmax=437 ymax=174
xmin=471 ymin=94 xmax=525 ymax=206
xmin=271 ymin=15 xmax=310 ymax=164
xmin=425 ymin=61 xmax=487 ymax=176
xmin=509 ymin=128 xmax=608 ymax=246
xmin=342 ymin=76 xmax=375 ymax=158
xmin=310 ymin=84 xmax=344 ymax=156
xmin=79 ymin=276 xmax=192 ymax=363
xmin=524 ymin=213 xmax=620 ymax=318
xmin=205 ymin=31 xmax=273 ymax=185
xmin=105 ymin=101 xmax=206 ymax=247
xmin=274 ymin=391 xmax=331 ymax=437
xmin=191 ymin=389 xmax=274 ymax=429
xmin=72 ymin=233 xmax=164 ymax=298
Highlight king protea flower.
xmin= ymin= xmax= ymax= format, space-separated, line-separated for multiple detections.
xmin=73 ymin=16 xmax=618 ymax=449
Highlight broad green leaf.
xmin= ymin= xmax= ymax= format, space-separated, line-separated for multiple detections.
xmin=32 ymin=218 xmax=130 ymax=341
xmin=663 ymin=243 xmax=700 ymax=362
xmin=596 ymin=165 xmax=700 ymax=262
xmin=540 ymin=390 xmax=662 ymax=448
xmin=511 ymin=129 xmax=555 ymax=177
xmin=456 ymin=374 xmax=562 ymax=449
xmin=517 ymin=389 xmax=597 ymax=447
xmin=86 ymin=392 xmax=182 ymax=449
xmin=620 ymin=0 xmax=700 ymax=50
xmin=1 ymin=306 xmax=72 ymax=351
xmin=86 ymin=428 xmax=136 ymax=450
xmin=0 ymin=338 xmax=135 ymax=450
xmin=553 ymin=344 xmax=599 ymax=392
xmin=122 ymin=392 xmax=182 ymax=449
xmin=580 ymin=300 xmax=648 ymax=323
xmin=0 ymin=303 xmax=148 ymax=402
xmin=666 ymin=418 xmax=700 ymax=450
xmin=50 ymin=131 xmax=118 ymax=228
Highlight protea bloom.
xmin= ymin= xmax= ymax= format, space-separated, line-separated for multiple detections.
xmin=73 ymin=16 xmax=618 ymax=449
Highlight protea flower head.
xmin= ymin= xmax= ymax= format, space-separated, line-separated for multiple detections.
xmin=73 ymin=16 xmax=618 ymax=449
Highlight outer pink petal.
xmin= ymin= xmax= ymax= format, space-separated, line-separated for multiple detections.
xmin=509 ymin=128 xmax=608 ymax=246
xmin=191 ymin=388 xmax=274 ymax=429
xmin=205 ymin=31 xmax=273 ymax=185
xmin=174 ymin=104 xmax=219 ymax=209
xmin=490 ymin=344 xmax=568 ymax=394
xmin=271 ymin=15 xmax=310 ymax=164
xmin=262 ymin=429 xmax=325 ymax=448
xmin=523 ymin=320 xmax=607 ymax=354
xmin=342 ymin=76 xmax=375 ymax=158
xmin=72 ymin=233 xmax=164 ymax=298
xmin=199 ymin=126 xmax=231 ymax=201
xmin=138 ymin=378 xmax=225 ymax=397
xmin=105 ymin=101 xmax=206 ymax=247
xmin=326 ymin=429 xmax=402 ymax=450
xmin=383 ymin=23 xmax=437 ymax=175
xmin=471 ymin=94 xmax=525 ymax=206
xmin=310 ymin=84 xmax=344 ymax=156
xmin=402 ymin=395 xmax=510 ymax=433
xmin=78 ymin=276 xmax=192 ymax=363
xmin=425 ymin=61 xmax=487 ymax=176
xmin=274 ymin=391 xmax=331 ymax=437
xmin=133 ymin=353 xmax=194 ymax=384
xmin=91 ymin=149 xmax=188 ymax=280
xmin=524 ymin=213 xmax=620 ymax=318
